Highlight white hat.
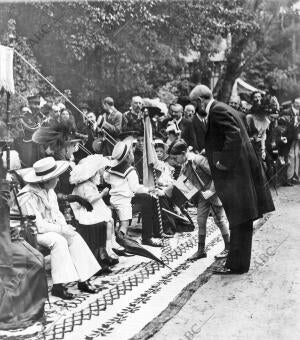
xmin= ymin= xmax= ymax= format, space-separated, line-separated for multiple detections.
xmin=69 ymin=154 xmax=110 ymax=185
xmin=166 ymin=122 xmax=180 ymax=134
xmin=23 ymin=157 xmax=69 ymax=183
xmin=110 ymin=141 xmax=132 ymax=167
xmin=57 ymin=103 xmax=66 ymax=111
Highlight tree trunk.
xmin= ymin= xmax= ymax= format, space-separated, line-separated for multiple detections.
xmin=214 ymin=36 xmax=248 ymax=103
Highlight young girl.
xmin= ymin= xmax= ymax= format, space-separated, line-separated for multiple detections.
xmin=70 ymin=154 xmax=118 ymax=273
xmin=104 ymin=141 xmax=160 ymax=246
xmin=154 ymin=139 xmax=175 ymax=188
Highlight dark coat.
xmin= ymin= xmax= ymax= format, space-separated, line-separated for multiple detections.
xmin=192 ymin=113 xmax=207 ymax=152
xmin=163 ymin=117 xmax=199 ymax=151
xmin=205 ymin=101 xmax=275 ymax=227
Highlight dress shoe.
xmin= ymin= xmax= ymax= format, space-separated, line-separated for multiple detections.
xmin=213 ymin=267 xmax=244 ymax=275
xmin=78 ymin=281 xmax=97 ymax=294
xmin=94 ymin=267 xmax=112 ymax=276
xmin=214 ymin=249 xmax=229 ymax=259
xmin=161 ymin=233 xmax=174 ymax=239
xmin=112 ymin=248 xmax=135 ymax=257
xmin=51 ymin=284 xmax=75 ymax=300
xmin=107 ymin=256 xmax=119 ymax=267
xmin=142 ymin=238 xmax=163 ymax=247
xmin=188 ymin=251 xmax=207 ymax=261
xmin=283 ymin=180 xmax=294 ymax=187
xmin=292 ymin=177 xmax=300 ymax=184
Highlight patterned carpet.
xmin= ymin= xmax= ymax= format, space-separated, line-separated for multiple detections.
xmin=0 ymin=208 xmax=227 ymax=340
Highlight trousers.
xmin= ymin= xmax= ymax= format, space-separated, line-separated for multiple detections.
xmin=197 ymin=195 xmax=229 ymax=236
xmin=287 ymin=140 xmax=300 ymax=179
xmin=37 ymin=231 xmax=100 ymax=284
xmin=225 ymin=220 xmax=253 ymax=273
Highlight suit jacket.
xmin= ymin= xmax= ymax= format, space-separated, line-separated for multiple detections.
xmin=192 ymin=114 xmax=207 ymax=152
xmin=205 ymin=101 xmax=274 ymax=227
xmin=97 ymin=109 xmax=123 ymax=155
xmin=164 ymin=117 xmax=199 ymax=151
xmin=98 ymin=109 xmax=123 ymax=137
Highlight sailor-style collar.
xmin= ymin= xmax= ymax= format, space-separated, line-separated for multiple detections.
xmin=107 ymin=165 xmax=135 ymax=178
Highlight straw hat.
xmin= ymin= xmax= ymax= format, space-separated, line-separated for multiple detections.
xmin=23 ymin=157 xmax=69 ymax=183
xmin=69 ymin=154 xmax=110 ymax=185
xmin=110 ymin=141 xmax=132 ymax=167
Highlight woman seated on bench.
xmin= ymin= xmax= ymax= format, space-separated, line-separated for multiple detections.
xmin=70 ymin=154 xmax=119 ymax=274
xmin=11 ymin=157 xmax=101 ymax=300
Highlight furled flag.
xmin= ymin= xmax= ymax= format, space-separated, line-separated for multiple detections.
xmin=143 ymin=112 xmax=161 ymax=187
xmin=0 ymin=45 xmax=15 ymax=94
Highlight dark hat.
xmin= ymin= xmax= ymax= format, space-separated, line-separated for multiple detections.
xmin=168 ymin=139 xmax=188 ymax=155
xmin=142 ymin=106 xmax=164 ymax=117
xmin=119 ymin=130 xmax=143 ymax=140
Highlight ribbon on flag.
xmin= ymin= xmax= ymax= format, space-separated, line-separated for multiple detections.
xmin=0 ymin=45 xmax=15 ymax=94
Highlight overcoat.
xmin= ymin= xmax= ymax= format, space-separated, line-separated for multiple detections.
xmin=204 ymin=101 xmax=275 ymax=227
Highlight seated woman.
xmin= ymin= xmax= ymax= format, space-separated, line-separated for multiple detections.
xmin=11 ymin=157 xmax=101 ymax=300
xmin=69 ymin=154 xmax=118 ymax=274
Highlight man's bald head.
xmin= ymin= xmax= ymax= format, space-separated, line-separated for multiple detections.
xmin=189 ymin=85 xmax=213 ymax=101
xmin=189 ymin=85 xmax=213 ymax=115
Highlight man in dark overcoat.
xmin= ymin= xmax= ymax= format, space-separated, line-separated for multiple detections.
xmin=189 ymin=85 xmax=275 ymax=274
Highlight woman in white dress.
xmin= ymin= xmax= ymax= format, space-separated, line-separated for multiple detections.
xmin=70 ymin=154 xmax=118 ymax=274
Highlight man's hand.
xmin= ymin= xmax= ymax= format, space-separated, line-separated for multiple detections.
xmin=216 ymin=161 xmax=228 ymax=171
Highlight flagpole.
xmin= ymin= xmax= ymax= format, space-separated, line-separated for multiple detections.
xmin=151 ymin=163 xmax=165 ymax=239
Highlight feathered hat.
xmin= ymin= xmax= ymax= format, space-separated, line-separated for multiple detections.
xmin=32 ymin=121 xmax=82 ymax=152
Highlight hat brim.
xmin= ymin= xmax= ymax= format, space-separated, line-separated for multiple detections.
xmin=110 ymin=141 xmax=132 ymax=167
xmin=23 ymin=160 xmax=70 ymax=183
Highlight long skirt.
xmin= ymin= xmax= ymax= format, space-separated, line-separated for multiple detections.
xmin=76 ymin=222 xmax=107 ymax=262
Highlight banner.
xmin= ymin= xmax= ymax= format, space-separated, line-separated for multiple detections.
xmin=0 ymin=45 xmax=15 ymax=94
xmin=143 ymin=115 xmax=160 ymax=187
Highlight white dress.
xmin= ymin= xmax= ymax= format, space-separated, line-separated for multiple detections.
xmin=71 ymin=180 xmax=112 ymax=225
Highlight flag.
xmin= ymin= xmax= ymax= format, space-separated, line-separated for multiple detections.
xmin=0 ymin=45 xmax=15 ymax=94
xmin=143 ymin=115 xmax=160 ymax=187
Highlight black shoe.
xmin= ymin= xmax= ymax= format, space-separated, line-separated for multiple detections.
xmin=142 ymin=238 xmax=163 ymax=247
xmin=188 ymin=251 xmax=207 ymax=261
xmin=161 ymin=233 xmax=175 ymax=238
xmin=112 ymin=248 xmax=135 ymax=257
xmin=107 ymin=256 xmax=119 ymax=266
xmin=51 ymin=284 xmax=75 ymax=300
xmin=212 ymin=267 xmax=244 ymax=275
xmin=94 ymin=267 xmax=112 ymax=276
xmin=78 ymin=281 xmax=97 ymax=294
xmin=283 ymin=180 xmax=294 ymax=187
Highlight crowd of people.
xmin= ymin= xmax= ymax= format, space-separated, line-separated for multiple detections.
xmin=0 ymin=81 xmax=297 ymax=326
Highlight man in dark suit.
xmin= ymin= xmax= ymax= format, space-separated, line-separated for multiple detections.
xmin=163 ymin=103 xmax=199 ymax=152
xmin=192 ymin=107 xmax=208 ymax=153
xmin=189 ymin=85 xmax=275 ymax=274
xmin=97 ymin=97 xmax=122 ymax=156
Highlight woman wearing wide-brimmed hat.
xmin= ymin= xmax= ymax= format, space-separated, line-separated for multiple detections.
xmin=70 ymin=154 xmax=119 ymax=273
xmin=11 ymin=157 xmax=101 ymax=300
